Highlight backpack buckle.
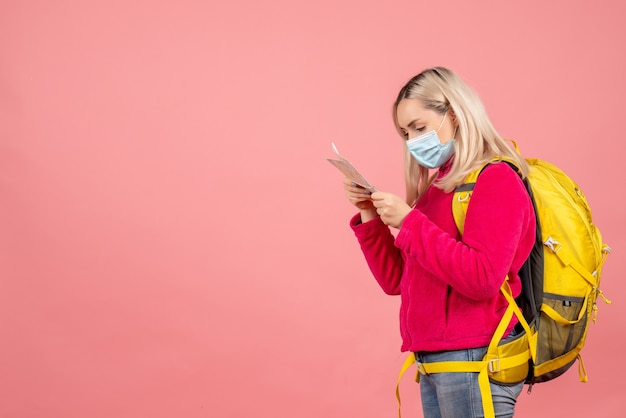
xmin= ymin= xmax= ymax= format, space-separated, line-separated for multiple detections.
xmin=544 ymin=236 xmax=562 ymax=253
xmin=488 ymin=358 xmax=501 ymax=373
xmin=415 ymin=361 xmax=428 ymax=375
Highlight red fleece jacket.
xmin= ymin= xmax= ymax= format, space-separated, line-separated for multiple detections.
xmin=350 ymin=162 xmax=536 ymax=352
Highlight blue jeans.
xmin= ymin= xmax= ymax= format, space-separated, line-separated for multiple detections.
xmin=416 ymin=347 xmax=524 ymax=418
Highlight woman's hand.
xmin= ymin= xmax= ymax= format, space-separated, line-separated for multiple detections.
xmin=343 ymin=178 xmax=378 ymax=222
xmin=371 ymin=191 xmax=412 ymax=228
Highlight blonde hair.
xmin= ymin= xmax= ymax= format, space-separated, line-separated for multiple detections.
xmin=393 ymin=67 xmax=528 ymax=207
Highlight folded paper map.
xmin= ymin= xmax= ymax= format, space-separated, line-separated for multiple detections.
xmin=326 ymin=142 xmax=377 ymax=193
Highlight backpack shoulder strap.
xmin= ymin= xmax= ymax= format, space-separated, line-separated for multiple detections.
xmin=452 ymin=157 xmax=521 ymax=235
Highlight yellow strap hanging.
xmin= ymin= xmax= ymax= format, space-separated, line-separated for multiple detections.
xmin=577 ymin=354 xmax=588 ymax=382
xmin=395 ymin=354 xmax=417 ymax=418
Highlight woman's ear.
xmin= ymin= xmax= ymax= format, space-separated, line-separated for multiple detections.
xmin=449 ymin=109 xmax=458 ymax=126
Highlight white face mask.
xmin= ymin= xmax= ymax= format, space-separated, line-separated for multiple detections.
xmin=406 ymin=112 xmax=455 ymax=169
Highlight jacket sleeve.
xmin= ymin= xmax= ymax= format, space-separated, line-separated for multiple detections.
xmin=394 ymin=163 xmax=534 ymax=300
xmin=350 ymin=214 xmax=404 ymax=295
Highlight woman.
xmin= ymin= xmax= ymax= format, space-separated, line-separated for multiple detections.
xmin=343 ymin=67 xmax=535 ymax=417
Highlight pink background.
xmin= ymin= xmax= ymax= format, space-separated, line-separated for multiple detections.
xmin=1 ymin=1 xmax=625 ymax=417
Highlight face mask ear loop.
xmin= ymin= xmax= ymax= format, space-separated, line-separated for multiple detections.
xmin=436 ymin=112 xmax=448 ymax=132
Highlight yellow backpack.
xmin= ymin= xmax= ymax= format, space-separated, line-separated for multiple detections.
xmin=396 ymin=145 xmax=611 ymax=418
